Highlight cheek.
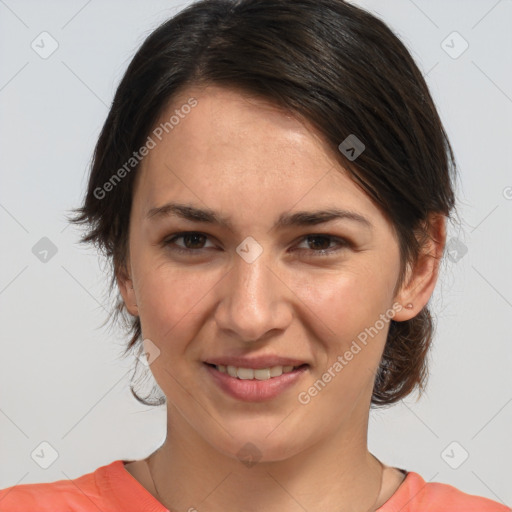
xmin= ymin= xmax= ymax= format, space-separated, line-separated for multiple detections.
xmin=291 ymin=269 xmax=394 ymax=409
xmin=292 ymin=262 xmax=396 ymax=340
xmin=134 ymin=262 xmax=221 ymax=346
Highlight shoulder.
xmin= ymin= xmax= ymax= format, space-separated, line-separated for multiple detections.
xmin=380 ymin=470 xmax=511 ymax=512
xmin=0 ymin=460 xmax=121 ymax=512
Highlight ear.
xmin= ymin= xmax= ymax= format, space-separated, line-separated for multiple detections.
xmin=392 ymin=213 xmax=447 ymax=321
xmin=116 ymin=261 xmax=139 ymax=317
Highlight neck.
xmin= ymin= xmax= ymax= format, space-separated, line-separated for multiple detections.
xmin=147 ymin=411 xmax=385 ymax=512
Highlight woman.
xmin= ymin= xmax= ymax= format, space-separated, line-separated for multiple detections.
xmin=0 ymin=0 xmax=509 ymax=511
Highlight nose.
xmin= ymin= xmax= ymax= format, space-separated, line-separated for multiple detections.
xmin=214 ymin=247 xmax=293 ymax=343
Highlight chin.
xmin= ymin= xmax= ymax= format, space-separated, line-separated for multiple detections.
xmin=205 ymin=427 xmax=311 ymax=466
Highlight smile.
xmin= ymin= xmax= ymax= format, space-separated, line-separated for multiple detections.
xmin=204 ymin=363 xmax=309 ymax=402
xmin=212 ymin=364 xmax=302 ymax=380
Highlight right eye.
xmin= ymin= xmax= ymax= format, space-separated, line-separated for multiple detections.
xmin=163 ymin=231 xmax=217 ymax=255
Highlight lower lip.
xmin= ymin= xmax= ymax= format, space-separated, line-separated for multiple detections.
xmin=204 ymin=363 xmax=309 ymax=402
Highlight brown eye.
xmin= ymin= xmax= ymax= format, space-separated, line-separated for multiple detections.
xmin=180 ymin=233 xmax=207 ymax=249
xmin=306 ymin=235 xmax=331 ymax=251
xmin=162 ymin=232 xmax=349 ymax=258
xmin=163 ymin=232 xmax=216 ymax=255
xmin=295 ymin=234 xmax=349 ymax=257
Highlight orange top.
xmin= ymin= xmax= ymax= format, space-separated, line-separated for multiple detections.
xmin=0 ymin=460 xmax=509 ymax=512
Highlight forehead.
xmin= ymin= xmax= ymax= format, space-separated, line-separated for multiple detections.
xmin=132 ymin=85 xmax=385 ymax=230
xmin=147 ymin=85 xmax=335 ymax=174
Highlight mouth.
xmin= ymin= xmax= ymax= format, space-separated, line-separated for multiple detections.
xmin=204 ymin=362 xmax=309 ymax=381
xmin=203 ymin=362 xmax=309 ymax=402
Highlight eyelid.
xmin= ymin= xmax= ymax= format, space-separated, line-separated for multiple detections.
xmin=162 ymin=231 xmax=351 ymax=257
xmin=293 ymin=234 xmax=350 ymax=254
xmin=163 ymin=231 xmax=217 ymax=250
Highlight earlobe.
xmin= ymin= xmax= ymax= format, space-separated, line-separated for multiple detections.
xmin=116 ymin=267 xmax=139 ymax=317
xmin=392 ymin=213 xmax=447 ymax=322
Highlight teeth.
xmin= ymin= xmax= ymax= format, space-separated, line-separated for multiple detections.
xmin=254 ymin=368 xmax=270 ymax=380
xmin=215 ymin=364 xmax=300 ymax=380
xmin=237 ymin=367 xmax=254 ymax=380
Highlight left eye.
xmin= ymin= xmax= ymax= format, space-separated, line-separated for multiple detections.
xmin=294 ymin=234 xmax=349 ymax=256
xmin=162 ymin=232 xmax=349 ymax=257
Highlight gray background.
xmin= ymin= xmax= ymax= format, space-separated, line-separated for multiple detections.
xmin=0 ymin=0 xmax=511 ymax=505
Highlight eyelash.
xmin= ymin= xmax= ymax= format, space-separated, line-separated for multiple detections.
xmin=162 ymin=231 xmax=350 ymax=258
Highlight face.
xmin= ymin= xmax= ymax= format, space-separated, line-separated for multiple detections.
xmin=118 ymin=85 xmax=436 ymax=463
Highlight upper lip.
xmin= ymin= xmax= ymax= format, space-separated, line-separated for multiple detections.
xmin=204 ymin=356 xmax=308 ymax=369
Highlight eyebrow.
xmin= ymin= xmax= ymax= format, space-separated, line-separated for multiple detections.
xmin=146 ymin=202 xmax=373 ymax=230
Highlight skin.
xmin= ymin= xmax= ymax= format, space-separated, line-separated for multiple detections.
xmin=118 ymin=85 xmax=446 ymax=511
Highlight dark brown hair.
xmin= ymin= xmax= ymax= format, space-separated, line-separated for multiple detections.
xmin=70 ymin=0 xmax=458 ymax=407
